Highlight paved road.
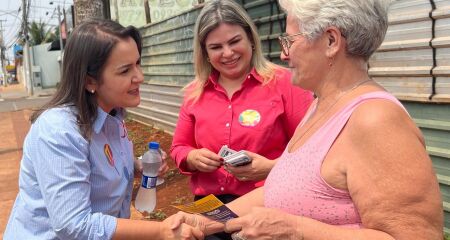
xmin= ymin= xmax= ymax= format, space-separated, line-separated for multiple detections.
xmin=0 ymin=110 xmax=32 ymax=238
xmin=0 ymin=97 xmax=51 ymax=113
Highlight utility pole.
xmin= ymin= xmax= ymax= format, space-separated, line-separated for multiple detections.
xmin=50 ymin=1 xmax=67 ymax=72
xmin=0 ymin=19 xmax=7 ymax=86
xmin=50 ymin=1 xmax=67 ymax=63
xmin=22 ymin=0 xmax=33 ymax=96
xmin=74 ymin=0 xmax=105 ymax=26
xmin=57 ymin=5 xmax=63 ymax=64
xmin=21 ymin=0 xmax=27 ymax=51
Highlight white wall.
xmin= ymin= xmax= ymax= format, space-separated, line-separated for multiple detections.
xmin=31 ymin=43 xmax=61 ymax=88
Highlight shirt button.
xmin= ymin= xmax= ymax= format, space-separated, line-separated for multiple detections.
xmin=226 ymin=123 xmax=230 ymax=127
xmin=228 ymin=105 xmax=231 ymax=109
xmin=220 ymin=187 xmax=224 ymax=191
xmin=247 ymin=76 xmax=250 ymax=79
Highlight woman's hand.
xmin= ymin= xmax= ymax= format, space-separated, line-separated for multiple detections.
xmin=158 ymin=149 xmax=170 ymax=177
xmin=162 ymin=212 xmax=205 ymax=240
xmin=224 ymin=207 xmax=298 ymax=240
xmin=134 ymin=149 xmax=170 ymax=177
xmin=224 ymin=151 xmax=276 ymax=181
xmin=163 ymin=211 xmax=225 ymax=239
xmin=134 ymin=156 xmax=143 ymax=173
xmin=186 ymin=148 xmax=222 ymax=172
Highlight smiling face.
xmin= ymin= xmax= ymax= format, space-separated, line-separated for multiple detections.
xmin=204 ymin=23 xmax=253 ymax=81
xmin=87 ymin=37 xmax=143 ymax=113
xmin=281 ymin=15 xmax=328 ymax=90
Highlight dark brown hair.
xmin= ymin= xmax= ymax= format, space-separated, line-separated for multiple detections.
xmin=30 ymin=18 xmax=142 ymax=139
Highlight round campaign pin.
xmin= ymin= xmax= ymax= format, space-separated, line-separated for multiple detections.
xmin=238 ymin=109 xmax=261 ymax=127
xmin=104 ymin=144 xmax=115 ymax=166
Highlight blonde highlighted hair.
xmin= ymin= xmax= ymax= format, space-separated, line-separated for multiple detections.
xmin=186 ymin=0 xmax=279 ymax=103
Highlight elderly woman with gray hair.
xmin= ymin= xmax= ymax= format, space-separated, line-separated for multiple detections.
xmin=178 ymin=0 xmax=444 ymax=239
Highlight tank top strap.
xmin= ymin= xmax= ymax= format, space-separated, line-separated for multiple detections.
xmin=311 ymin=91 xmax=406 ymax=151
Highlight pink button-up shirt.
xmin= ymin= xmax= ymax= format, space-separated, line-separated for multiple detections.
xmin=170 ymin=68 xmax=313 ymax=196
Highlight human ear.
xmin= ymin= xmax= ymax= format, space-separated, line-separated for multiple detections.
xmin=85 ymin=75 xmax=98 ymax=93
xmin=324 ymin=26 xmax=344 ymax=58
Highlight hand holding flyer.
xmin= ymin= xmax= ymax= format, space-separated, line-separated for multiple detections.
xmin=172 ymin=194 xmax=238 ymax=222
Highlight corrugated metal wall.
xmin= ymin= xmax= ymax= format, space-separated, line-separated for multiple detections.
xmin=128 ymin=0 xmax=450 ymax=233
xmin=433 ymin=0 xmax=450 ymax=101
xmin=370 ymin=0 xmax=434 ymax=101
xmin=430 ymin=0 xmax=450 ymax=234
xmin=129 ymin=7 xmax=201 ymax=132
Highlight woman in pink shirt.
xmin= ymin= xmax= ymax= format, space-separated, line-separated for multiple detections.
xmin=174 ymin=0 xmax=444 ymax=239
xmin=170 ymin=0 xmax=312 ymax=205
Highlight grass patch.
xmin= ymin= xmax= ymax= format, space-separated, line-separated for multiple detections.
xmin=171 ymin=196 xmax=188 ymax=205
xmin=144 ymin=209 xmax=167 ymax=221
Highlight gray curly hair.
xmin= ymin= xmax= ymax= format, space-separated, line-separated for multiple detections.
xmin=279 ymin=0 xmax=391 ymax=60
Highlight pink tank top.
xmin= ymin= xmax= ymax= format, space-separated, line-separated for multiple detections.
xmin=264 ymin=91 xmax=406 ymax=227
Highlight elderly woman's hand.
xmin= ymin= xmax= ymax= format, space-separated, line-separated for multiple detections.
xmin=224 ymin=151 xmax=276 ymax=181
xmin=164 ymin=211 xmax=225 ymax=239
xmin=224 ymin=207 xmax=299 ymax=240
xmin=161 ymin=211 xmax=205 ymax=240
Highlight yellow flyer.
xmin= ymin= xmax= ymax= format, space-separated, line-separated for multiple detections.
xmin=173 ymin=194 xmax=238 ymax=222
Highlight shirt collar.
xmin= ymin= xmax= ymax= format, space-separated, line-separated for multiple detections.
xmin=93 ymin=107 xmax=124 ymax=134
xmin=206 ymin=68 xmax=264 ymax=88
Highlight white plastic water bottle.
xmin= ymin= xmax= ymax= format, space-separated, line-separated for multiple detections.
xmin=135 ymin=142 xmax=162 ymax=213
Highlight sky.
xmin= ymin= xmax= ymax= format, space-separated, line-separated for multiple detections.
xmin=0 ymin=0 xmax=73 ymax=61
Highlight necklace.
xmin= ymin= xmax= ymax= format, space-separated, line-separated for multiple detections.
xmin=288 ymin=78 xmax=373 ymax=152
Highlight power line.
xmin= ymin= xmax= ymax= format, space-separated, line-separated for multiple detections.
xmin=4 ymin=23 xmax=20 ymax=44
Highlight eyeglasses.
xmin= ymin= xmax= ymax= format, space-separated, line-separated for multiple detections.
xmin=278 ymin=32 xmax=306 ymax=57
xmin=278 ymin=31 xmax=347 ymax=56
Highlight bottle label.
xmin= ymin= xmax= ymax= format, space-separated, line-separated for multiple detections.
xmin=141 ymin=175 xmax=157 ymax=189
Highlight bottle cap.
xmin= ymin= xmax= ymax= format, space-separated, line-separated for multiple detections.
xmin=148 ymin=142 xmax=159 ymax=150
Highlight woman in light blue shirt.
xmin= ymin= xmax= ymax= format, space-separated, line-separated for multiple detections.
xmin=4 ymin=19 xmax=205 ymax=240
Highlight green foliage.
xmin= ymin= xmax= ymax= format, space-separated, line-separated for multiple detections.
xmin=27 ymin=21 xmax=58 ymax=46
xmin=144 ymin=209 xmax=167 ymax=221
xmin=165 ymin=169 xmax=178 ymax=181
xmin=444 ymin=233 xmax=450 ymax=240
xmin=171 ymin=196 xmax=188 ymax=205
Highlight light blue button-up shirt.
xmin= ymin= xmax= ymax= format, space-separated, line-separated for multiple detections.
xmin=4 ymin=106 xmax=134 ymax=240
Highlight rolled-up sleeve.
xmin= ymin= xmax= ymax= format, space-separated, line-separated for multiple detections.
xmin=33 ymin=115 xmax=117 ymax=240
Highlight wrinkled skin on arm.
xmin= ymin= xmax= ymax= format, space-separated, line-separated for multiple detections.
xmin=327 ymin=99 xmax=443 ymax=240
